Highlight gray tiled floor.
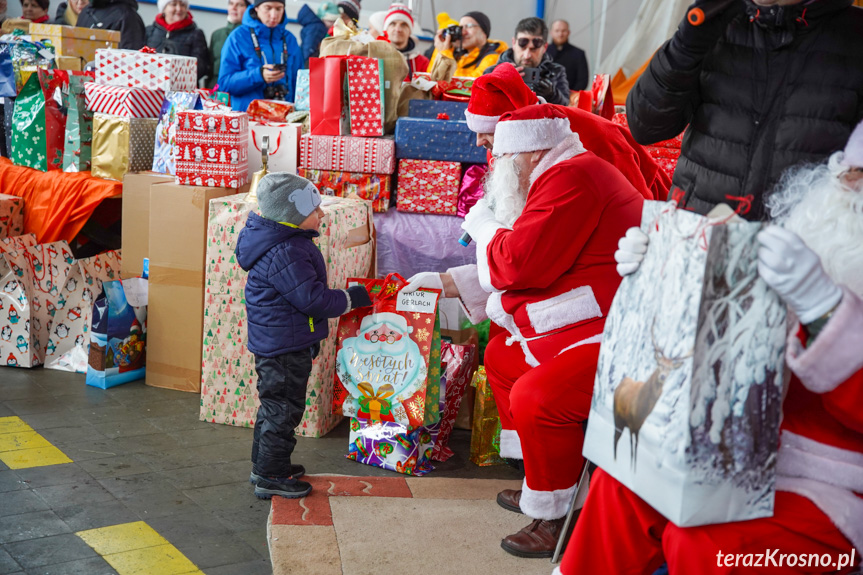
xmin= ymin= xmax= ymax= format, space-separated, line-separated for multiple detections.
xmin=0 ymin=368 xmax=520 ymax=574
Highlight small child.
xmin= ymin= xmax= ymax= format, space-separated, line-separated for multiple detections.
xmin=236 ymin=173 xmax=371 ymax=499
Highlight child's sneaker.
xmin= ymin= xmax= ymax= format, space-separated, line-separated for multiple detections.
xmin=254 ymin=476 xmax=312 ymax=499
xmin=249 ymin=464 xmax=305 ymax=485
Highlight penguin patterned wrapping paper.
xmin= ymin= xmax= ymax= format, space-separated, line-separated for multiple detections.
xmin=0 ymin=234 xmax=39 ymax=368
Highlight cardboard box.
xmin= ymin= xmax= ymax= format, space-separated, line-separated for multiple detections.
xmin=54 ymin=55 xmax=83 ymax=71
xmin=121 ymin=173 xmax=175 ymax=279
xmin=29 ymin=23 xmax=119 ymax=62
xmin=146 ymin=183 xmax=245 ymax=392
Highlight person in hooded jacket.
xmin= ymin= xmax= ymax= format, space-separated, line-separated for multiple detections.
xmin=76 ymin=0 xmax=146 ymax=50
xmin=218 ymin=0 xmax=301 ymax=113
xmin=236 ymin=173 xmax=371 ymax=500
xmin=296 ymin=3 xmax=327 ymax=65
xmin=52 ymin=0 xmax=88 ymax=25
xmin=626 ymin=0 xmax=863 ymax=221
xmin=145 ymin=0 xmax=211 ymax=82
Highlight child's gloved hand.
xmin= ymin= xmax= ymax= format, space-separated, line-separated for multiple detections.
xmin=347 ymin=285 xmax=372 ymax=309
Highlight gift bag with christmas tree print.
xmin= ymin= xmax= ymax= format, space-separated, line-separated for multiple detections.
xmin=11 ymin=69 xmax=68 ymax=171
xmin=333 ymin=273 xmax=442 ymax=428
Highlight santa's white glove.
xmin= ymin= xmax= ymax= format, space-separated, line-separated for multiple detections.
xmin=614 ymin=227 xmax=649 ymax=277
xmin=402 ymin=272 xmax=444 ymax=293
xmin=757 ymin=226 xmax=843 ymax=325
xmin=461 ymin=200 xmax=504 ymax=246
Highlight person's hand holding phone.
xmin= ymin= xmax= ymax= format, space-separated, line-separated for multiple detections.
xmin=262 ymin=64 xmax=286 ymax=83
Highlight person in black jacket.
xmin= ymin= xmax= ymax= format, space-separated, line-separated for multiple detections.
xmin=236 ymin=173 xmax=371 ymax=500
xmin=76 ymin=0 xmax=146 ymax=50
xmin=52 ymin=0 xmax=88 ymax=25
xmin=485 ymin=17 xmax=569 ymax=106
xmin=145 ymin=0 xmax=211 ymax=82
xmin=547 ymin=19 xmax=589 ymax=91
xmin=626 ymin=0 xmax=863 ymax=221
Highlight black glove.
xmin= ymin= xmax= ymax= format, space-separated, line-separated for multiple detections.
xmin=533 ymin=77 xmax=556 ymax=101
xmin=347 ymin=285 xmax=372 ymax=309
xmin=671 ymin=0 xmax=744 ymax=61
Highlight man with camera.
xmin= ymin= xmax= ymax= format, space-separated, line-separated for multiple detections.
xmin=485 ymin=17 xmax=569 ymax=106
xmin=428 ymin=11 xmax=507 ymax=78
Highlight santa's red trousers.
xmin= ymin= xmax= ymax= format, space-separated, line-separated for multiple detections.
xmin=560 ymin=469 xmax=855 ymax=575
xmin=485 ymin=332 xmax=599 ymax=520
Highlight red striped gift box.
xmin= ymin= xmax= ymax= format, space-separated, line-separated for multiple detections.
xmin=84 ymin=83 xmax=165 ymax=118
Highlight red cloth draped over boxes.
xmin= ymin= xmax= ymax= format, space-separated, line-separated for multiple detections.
xmin=199 ymin=195 xmax=375 ymax=437
xmin=174 ymin=110 xmax=249 ymax=188
xmin=396 ymin=159 xmax=461 ymax=215
xmin=298 ymin=168 xmax=391 ymax=213
xmin=95 ymin=49 xmax=197 ymax=92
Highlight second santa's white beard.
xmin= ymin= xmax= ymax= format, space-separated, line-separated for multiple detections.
xmin=484 ymin=156 xmax=527 ymax=229
xmin=768 ymin=152 xmax=863 ymax=298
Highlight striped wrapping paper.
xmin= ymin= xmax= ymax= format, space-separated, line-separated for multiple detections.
xmin=299 ymin=134 xmax=396 ymax=175
xmin=84 ymin=83 xmax=165 ymax=118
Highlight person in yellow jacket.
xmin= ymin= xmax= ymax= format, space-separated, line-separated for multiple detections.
xmin=429 ymin=11 xmax=507 ymax=78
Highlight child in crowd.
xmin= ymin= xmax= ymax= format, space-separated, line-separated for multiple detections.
xmin=236 ymin=173 xmax=372 ymax=499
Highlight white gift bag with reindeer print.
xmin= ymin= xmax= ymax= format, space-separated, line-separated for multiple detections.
xmin=583 ymin=200 xmax=787 ymax=526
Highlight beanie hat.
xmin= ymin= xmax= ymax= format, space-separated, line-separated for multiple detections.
xmin=317 ymin=1 xmax=340 ymax=21
xmin=492 ymin=104 xmax=573 ymax=156
xmin=843 ymin=120 xmax=863 ymax=169
xmin=253 ymin=0 xmax=284 ymax=7
xmin=257 ymin=173 xmax=322 ymax=226
xmin=463 ymin=11 xmax=491 ymax=38
xmin=465 ymin=63 xmax=540 ymax=134
xmin=384 ymin=3 xmax=413 ymax=30
xmin=158 ymin=0 xmax=188 ymax=12
xmin=338 ymin=0 xmax=360 ymax=21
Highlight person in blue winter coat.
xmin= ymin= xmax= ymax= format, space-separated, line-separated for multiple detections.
xmin=218 ymin=0 xmax=302 ymax=112
xmin=236 ymin=173 xmax=372 ymax=500
xmin=296 ymin=3 xmax=328 ymax=65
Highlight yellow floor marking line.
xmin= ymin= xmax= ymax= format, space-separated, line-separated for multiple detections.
xmin=77 ymin=522 xmax=205 ymax=575
xmin=0 ymin=416 xmax=72 ymax=469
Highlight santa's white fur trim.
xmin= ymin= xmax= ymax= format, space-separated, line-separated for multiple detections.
xmin=499 ymin=428 xmax=523 ymax=459
xmin=486 ymin=292 xmax=540 ymax=367
xmin=529 ymin=133 xmax=587 ymax=188
xmin=475 ymin=239 xmax=497 ymax=294
xmin=526 ymin=286 xmax=602 ymax=334
xmin=777 ymin=430 xmax=863 ymax=493
xmin=786 ymin=287 xmax=863 ymax=393
xmin=465 ymin=110 xmax=499 ymax=134
xmin=448 ymin=264 xmax=489 ymax=324
xmin=493 ymin=118 xmax=572 ymax=156
xmin=521 ymin=479 xmax=577 ymax=520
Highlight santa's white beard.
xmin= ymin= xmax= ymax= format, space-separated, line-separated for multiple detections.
xmin=484 ymin=156 xmax=526 ymax=228
xmin=768 ymin=152 xmax=863 ymax=297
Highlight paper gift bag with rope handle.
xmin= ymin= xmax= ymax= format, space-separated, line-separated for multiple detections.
xmin=247 ymin=121 xmax=302 ymax=174
xmin=583 ymin=200 xmax=787 ymax=526
xmin=333 ymin=273 xmax=442 ymax=428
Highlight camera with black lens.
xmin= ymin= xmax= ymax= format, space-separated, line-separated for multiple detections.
xmin=264 ymin=83 xmax=287 ymax=100
xmin=443 ymin=24 xmax=462 ymax=42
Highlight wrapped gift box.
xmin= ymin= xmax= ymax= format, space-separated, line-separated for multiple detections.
xmin=646 ymin=146 xmax=681 ymax=181
xmin=85 ymin=83 xmax=165 ymax=119
xmin=96 ymin=49 xmax=197 ymax=92
xmin=294 ymin=69 xmax=310 ymax=111
xmin=347 ymin=417 xmax=438 ymax=476
xmin=396 ymin=159 xmax=461 ymax=215
xmin=298 ymin=168 xmax=391 ymax=213
xmin=175 ymin=110 xmax=250 ymax=187
xmin=246 ymin=99 xmax=294 ymax=123
xmin=0 ymin=194 xmax=24 ymax=240
xmin=300 ymin=134 xmax=396 ymax=175
xmin=469 ymin=366 xmax=505 ymax=466
xmin=91 ymin=114 xmax=158 ymax=181
xmin=408 ymin=99 xmax=468 ymax=120
xmin=199 ymin=195 xmax=375 ymax=436
xmin=411 ymin=72 xmax=474 ymax=94
xmin=345 ymin=57 xmax=384 ymax=137
xmin=394 ymin=117 xmax=487 ymax=164
xmin=29 ymin=24 xmax=119 ymax=63
xmin=612 ymin=112 xmax=684 ymax=149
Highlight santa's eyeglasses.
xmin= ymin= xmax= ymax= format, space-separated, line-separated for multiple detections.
xmin=367 ymin=333 xmax=398 ymax=344
xmin=516 ymin=37 xmax=545 ymax=50
xmin=491 ymin=151 xmax=521 ymax=161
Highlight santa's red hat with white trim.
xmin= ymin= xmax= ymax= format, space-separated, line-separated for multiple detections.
xmin=464 ymin=63 xmax=540 ymax=134
xmin=492 ymin=104 xmax=573 ymax=156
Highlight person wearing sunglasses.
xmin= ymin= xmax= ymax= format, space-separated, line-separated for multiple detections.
xmin=429 ymin=11 xmax=507 ymax=78
xmin=485 ymin=17 xmax=570 ymax=106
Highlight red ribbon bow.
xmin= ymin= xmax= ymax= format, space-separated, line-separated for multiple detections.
xmin=436 ymin=113 xmax=450 ymax=120
xmin=139 ymin=47 xmax=157 ymax=54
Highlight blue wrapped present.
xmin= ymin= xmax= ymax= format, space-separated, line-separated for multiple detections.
xmin=295 ymin=69 xmax=310 ymax=111
xmin=395 ymin=117 xmax=487 ymax=164
xmin=408 ymin=99 xmax=468 ymax=120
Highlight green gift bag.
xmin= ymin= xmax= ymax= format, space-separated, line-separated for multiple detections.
xmin=62 ymin=72 xmax=95 ymax=173
xmin=11 ymin=69 xmax=68 ymax=172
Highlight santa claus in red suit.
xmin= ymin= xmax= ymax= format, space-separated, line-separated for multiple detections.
xmin=404 ymin=104 xmax=645 ymax=557
xmin=463 ymin=62 xmax=670 ymax=202
xmin=561 ymin=122 xmax=863 ymax=574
